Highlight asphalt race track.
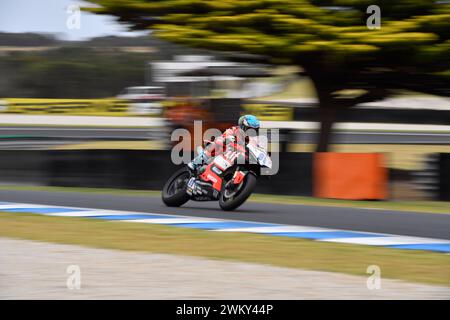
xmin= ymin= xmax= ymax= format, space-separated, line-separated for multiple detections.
xmin=1 ymin=126 xmax=450 ymax=146
xmin=0 ymin=189 xmax=449 ymax=240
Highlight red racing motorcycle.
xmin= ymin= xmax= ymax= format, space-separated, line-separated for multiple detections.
xmin=162 ymin=137 xmax=272 ymax=211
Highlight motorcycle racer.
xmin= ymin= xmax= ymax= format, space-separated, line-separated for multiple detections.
xmin=187 ymin=114 xmax=261 ymax=172
xmin=163 ymin=114 xmax=271 ymax=210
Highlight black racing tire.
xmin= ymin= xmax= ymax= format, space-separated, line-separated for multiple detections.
xmin=162 ymin=167 xmax=191 ymax=207
xmin=219 ymin=173 xmax=257 ymax=211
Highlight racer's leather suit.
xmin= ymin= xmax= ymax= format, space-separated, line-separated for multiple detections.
xmin=189 ymin=126 xmax=246 ymax=170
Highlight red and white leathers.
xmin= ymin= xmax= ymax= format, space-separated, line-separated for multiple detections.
xmin=188 ymin=126 xmax=249 ymax=170
xmin=205 ymin=126 xmax=246 ymax=157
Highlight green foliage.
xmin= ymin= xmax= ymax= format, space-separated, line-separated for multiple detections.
xmin=0 ymin=46 xmax=148 ymax=98
xmin=84 ymin=0 xmax=449 ymax=79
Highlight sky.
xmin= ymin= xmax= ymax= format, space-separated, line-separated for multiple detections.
xmin=0 ymin=0 xmax=150 ymax=41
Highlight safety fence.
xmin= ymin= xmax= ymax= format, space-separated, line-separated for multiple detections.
xmin=1 ymin=149 xmax=448 ymax=200
xmin=0 ymin=150 xmax=311 ymax=196
xmin=0 ymin=98 xmax=130 ymax=116
xmin=241 ymin=104 xmax=293 ymax=121
xmin=2 ymin=97 xmax=449 ymax=124
xmin=0 ymin=98 xmax=295 ymax=121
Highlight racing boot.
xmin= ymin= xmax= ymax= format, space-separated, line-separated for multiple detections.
xmin=187 ymin=150 xmax=207 ymax=173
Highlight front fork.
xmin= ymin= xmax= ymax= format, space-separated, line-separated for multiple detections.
xmin=232 ymin=168 xmax=247 ymax=185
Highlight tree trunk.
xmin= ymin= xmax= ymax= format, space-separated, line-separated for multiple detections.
xmin=316 ymin=104 xmax=336 ymax=152
xmin=306 ymin=67 xmax=390 ymax=152
xmin=305 ymin=68 xmax=337 ymax=153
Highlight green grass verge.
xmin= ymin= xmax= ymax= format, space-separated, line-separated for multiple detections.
xmin=0 ymin=185 xmax=162 ymax=197
xmin=1 ymin=185 xmax=449 ymax=214
xmin=0 ymin=212 xmax=449 ymax=286
xmin=289 ymin=143 xmax=450 ymax=171
xmin=257 ymin=77 xmax=316 ymax=100
xmin=248 ymin=194 xmax=450 ymax=215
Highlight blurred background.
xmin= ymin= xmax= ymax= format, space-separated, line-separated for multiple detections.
xmin=0 ymin=0 xmax=449 ymax=202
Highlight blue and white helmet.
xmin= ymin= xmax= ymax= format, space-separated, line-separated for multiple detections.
xmin=238 ymin=114 xmax=260 ymax=131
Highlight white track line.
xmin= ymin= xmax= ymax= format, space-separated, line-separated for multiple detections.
xmin=213 ymin=225 xmax=332 ymax=233
xmin=319 ymin=236 xmax=450 ymax=246
xmin=0 ymin=204 xmax=53 ymax=209
xmin=45 ymin=210 xmax=126 ymax=217
xmin=121 ymin=217 xmax=220 ymax=224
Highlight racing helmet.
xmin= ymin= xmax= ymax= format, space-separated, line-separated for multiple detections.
xmin=238 ymin=114 xmax=260 ymax=132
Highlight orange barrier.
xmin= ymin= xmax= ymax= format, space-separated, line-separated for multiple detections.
xmin=313 ymin=153 xmax=388 ymax=200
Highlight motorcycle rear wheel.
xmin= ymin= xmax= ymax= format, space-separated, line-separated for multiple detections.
xmin=219 ymin=173 xmax=257 ymax=211
xmin=162 ymin=167 xmax=191 ymax=207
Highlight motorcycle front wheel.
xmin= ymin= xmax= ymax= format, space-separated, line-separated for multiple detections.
xmin=162 ymin=167 xmax=191 ymax=207
xmin=219 ymin=173 xmax=257 ymax=211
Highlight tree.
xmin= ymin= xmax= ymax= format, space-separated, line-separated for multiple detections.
xmin=85 ymin=0 xmax=450 ymax=151
xmin=1 ymin=46 xmax=149 ymax=98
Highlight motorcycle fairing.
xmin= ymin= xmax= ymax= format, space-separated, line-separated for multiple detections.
xmin=199 ymin=163 xmax=223 ymax=192
xmin=186 ymin=177 xmax=219 ymax=200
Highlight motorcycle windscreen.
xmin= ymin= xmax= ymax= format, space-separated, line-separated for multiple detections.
xmin=247 ymin=144 xmax=272 ymax=168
